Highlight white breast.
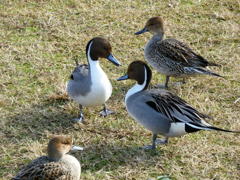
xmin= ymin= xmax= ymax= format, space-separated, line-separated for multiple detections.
xmin=75 ymin=61 xmax=112 ymax=106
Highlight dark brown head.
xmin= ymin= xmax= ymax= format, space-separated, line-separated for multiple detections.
xmin=117 ymin=61 xmax=152 ymax=90
xmin=135 ymin=16 xmax=164 ymax=35
xmin=86 ymin=37 xmax=121 ymax=66
xmin=47 ymin=135 xmax=73 ymax=161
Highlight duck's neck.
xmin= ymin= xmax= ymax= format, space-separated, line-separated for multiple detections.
xmin=125 ymin=68 xmax=149 ymax=103
xmin=151 ymin=32 xmax=164 ymax=41
xmin=87 ymin=42 xmax=104 ymax=77
xmin=48 ymin=150 xmax=63 ymax=162
xmin=88 ymin=58 xmax=102 ymax=74
xmin=145 ymin=32 xmax=164 ymax=52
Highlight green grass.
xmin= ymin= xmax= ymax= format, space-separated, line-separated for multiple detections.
xmin=0 ymin=0 xmax=240 ymax=179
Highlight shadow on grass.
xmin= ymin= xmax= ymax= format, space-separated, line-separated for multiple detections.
xmin=3 ymin=85 xmax=166 ymax=173
xmin=3 ymin=96 xmax=76 ymax=141
xmin=74 ymin=144 xmax=164 ymax=173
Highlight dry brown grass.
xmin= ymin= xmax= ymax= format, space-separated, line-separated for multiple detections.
xmin=0 ymin=0 xmax=239 ymax=179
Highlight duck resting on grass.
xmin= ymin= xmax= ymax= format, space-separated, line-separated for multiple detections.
xmin=67 ymin=37 xmax=121 ymax=123
xmin=135 ymin=16 xmax=222 ymax=88
xmin=118 ymin=61 xmax=239 ymax=149
xmin=13 ymin=135 xmax=83 ymax=179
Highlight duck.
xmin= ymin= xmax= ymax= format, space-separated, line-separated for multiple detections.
xmin=13 ymin=135 xmax=83 ymax=179
xmin=135 ymin=16 xmax=222 ymax=88
xmin=117 ymin=61 xmax=239 ymax=149
xmin=67 ymin=37 xmax=121 ymax=123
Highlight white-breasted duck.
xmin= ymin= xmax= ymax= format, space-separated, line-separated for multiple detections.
xmin=135 ymin=16 xmax=222 ymax=88
xmin=67 ymin=37 xmax=121 ymax=123
xmin=13 ymin=135 xmax=83 ymax=179
xmin=118 ymin=61 xmax=239 ymax=149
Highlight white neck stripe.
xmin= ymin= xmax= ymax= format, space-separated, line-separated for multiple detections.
xmin=140 ymin=67 xmax=147 ymax=89
xmin=87 ymin=41 xmax=100 ymax=69
xmin=125 ymin=67 xmax=147 ymax=104
xmin=87 ymin=41 xmax=95 ymax=61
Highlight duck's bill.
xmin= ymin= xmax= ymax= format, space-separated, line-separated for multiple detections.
xmin=117 ymin=75 xmax=129 ymax=81
xmin=107 ymin=54 xmax=121 ymax=66
xmin=71 ymin=145 xmax=84 ymax=151
xmin=135 ymin=28 xmax=148 ymax=35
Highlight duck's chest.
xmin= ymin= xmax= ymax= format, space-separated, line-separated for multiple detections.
xmin=75 ymin=64 xmax=112 ymax=106
xmin=61 ymin=155 xmax=81 ymax=180
xmin=144 ymin=42 xmax=179 ymax=75
xmin=144 ymin=41 xmax=162 ymax=65
xmin=144 ymin=40 xmax=153 ymax=58
xmin=86 ymin=66 xmax=112 ymax=105
xmin=90 ymin=68 xmax=112 ymax=97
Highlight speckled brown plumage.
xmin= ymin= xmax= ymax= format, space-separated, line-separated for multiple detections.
xmin=13 ymin=161 xmax=74 ymax=180
xmin=12 ymin=136 xmax=81 ymax=180
xmin=135 ymin=16 xmax=222 ymax=88
xmin=157 ymin=38 xmax=219 ymax=67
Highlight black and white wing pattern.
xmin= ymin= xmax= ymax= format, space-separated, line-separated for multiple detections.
xmin=146 ymin=89 xmax=209 ymax=125
xmin=145 ymin=89 xmax=237 ymax=132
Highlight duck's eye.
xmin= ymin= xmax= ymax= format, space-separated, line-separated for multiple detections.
xmin=103 ymin=47 xmax=109 ymax=51
xmin=70 ymin=74 xmax=74 ymax=80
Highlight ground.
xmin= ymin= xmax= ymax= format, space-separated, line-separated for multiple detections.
xmin=0 ymin=0 xmax=240 ymax=179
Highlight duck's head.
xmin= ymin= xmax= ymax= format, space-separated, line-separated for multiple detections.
xmin=135 ymin=16 xmax=164 ymax=35
xmin=47 ymin=135 xmax=83 ymax=161
xmin=117 ymin=61 xmax=152 ymax=89
xmin=86 ymin=37 xmax=121 ymax=66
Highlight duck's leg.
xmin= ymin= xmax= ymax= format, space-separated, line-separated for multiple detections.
xmin=100 ymin=104 xmax=114 ymax=117
xmin=172 ymin=77 xmax=187 ymax=87
xmin=164 ymin=75 xmax=170 ymax=88
xmin=142 ymin=134 xmax=158 ymax=150
xmin=155 ymin=137 xmax=168 ymax=145
xmin=182 ymin=77 xmax=186 ymax=84
xmin=143 ymin=135 xmax=168 ymax=150
xmin=154 ymin=76 xmax=170 ymax=89
xmin=72 ymin=104 xmax=85 ymax=123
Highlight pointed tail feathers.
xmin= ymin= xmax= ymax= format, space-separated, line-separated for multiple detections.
xmin=187 ymin=123 xmax=240 ymax=133
xmin=194 ymin=54 xmax=220 ymax=67
xmin=206 ymin=126 xmax=240 ymax=133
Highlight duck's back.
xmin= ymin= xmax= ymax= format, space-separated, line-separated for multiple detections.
xmin=12 ymin=155 xmax=80 ymax=180
xmin=144 ymin=37 xmax=215 ymax=76
xmin=158 ymin=39 xmax=211 ymax=66
xmin=13 ymin=156 xmax=49 ymax=179
xmin=144 ymin=36 xmax=180 ymax=76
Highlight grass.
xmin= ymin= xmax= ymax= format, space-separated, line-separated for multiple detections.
xmin=0 ymin=0 xmax=239 ymax=179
